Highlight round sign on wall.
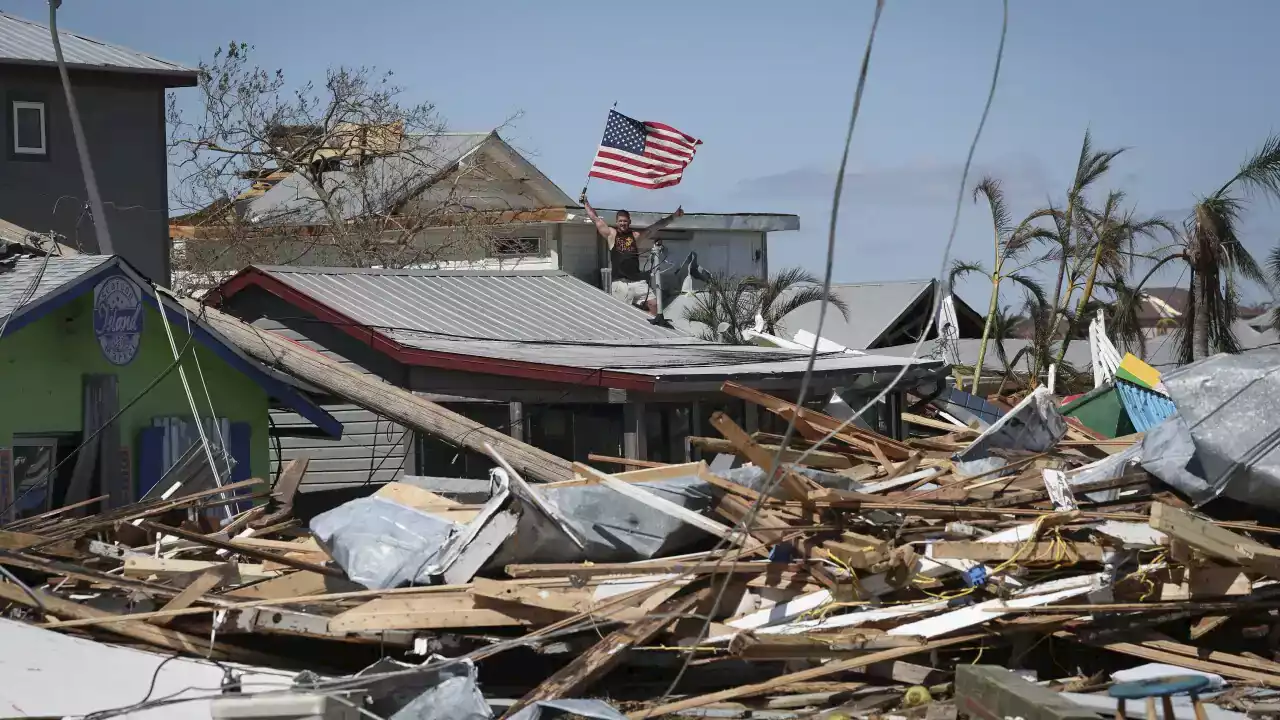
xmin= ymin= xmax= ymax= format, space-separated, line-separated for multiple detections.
xmin=93 ymin=275 xmax=144 ymax=366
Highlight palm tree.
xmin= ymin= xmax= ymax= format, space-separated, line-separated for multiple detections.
xmin=754 ymin=267 xmax=851 ymax=337
xmin=681 ymin=272 xmax=757 ymax=344
xmin=1056 ymin=190 xmax=1174 ymax=364
xmin=949 ymin=176 xmax=1053 ymax=392
xmin=1030 ymin=131 xmax=1125 ymax=381
xmin=1179 ymin=138 xmax=1280 ymax=359
xmin=681 ymin=267 xmax=850 ymax=345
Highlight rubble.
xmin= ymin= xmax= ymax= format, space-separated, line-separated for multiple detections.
xmin=6 ymin=365 xmax=1280 ymax=720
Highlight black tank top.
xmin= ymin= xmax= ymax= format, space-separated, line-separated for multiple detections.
xmin=610 ymin=230 xmax=644 ymax=282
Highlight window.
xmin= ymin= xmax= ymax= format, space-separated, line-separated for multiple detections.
xmin=12 ymin=100 xmax=46 ymax=156
xmin=493 ymin=236 xmax=541 ymax=257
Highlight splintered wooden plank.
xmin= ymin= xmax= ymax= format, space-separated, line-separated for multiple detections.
xmin=271 ymin=457 xmax=309 ymax=506
xmin=328 ymin=593 xmax=564 ymax=632
xmin=152 ymin=565 xmax=234 ymax=627
xmin=710 ymin=412 xmax=815 ymax=501
xmin=1150 ymin=503 xmax=1280 ymax=580
xmin=513 ymin=586 xmax=710 ymax=713
xmin=929 ymin=541 xmax=1111 ymax=564
xmin=629 ymin=632 xmax=983 ymax=718
xmin=720 ymin=381 xmax=911 ymax=459
xmin=123 ymin=557 xmax=278 ymax=583
xmin=0 ymin=575 xmax=278 ymax=665
xmin=471 ymin=578 xmax=648 ymax=623
xmin=140 ymin=521 xmax=343 ymax=578
xmin=687 ymin=436 xmax=853 ymax=469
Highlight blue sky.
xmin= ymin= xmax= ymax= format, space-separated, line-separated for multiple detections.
xmin=10 ymin=0 xmax=1280 ymax=306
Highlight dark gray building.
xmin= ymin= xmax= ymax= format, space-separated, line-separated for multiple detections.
xmin=0 ymin=11 xmax=196 ymax=284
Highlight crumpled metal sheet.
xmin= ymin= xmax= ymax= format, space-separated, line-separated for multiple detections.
xmin=357 ymin=657 xmax=490 ymax=720
xmin=486 ymin=474 xmax=717 ymax=567
xmin=1065 ymin=440 xmax=1143 ymax=505
xmin=954 ymin=387 xmax=1067 ymax=477
xmin=1157 ymin=348 xmax=1280 ymax=508
xmin=1140 ymin=412 xmax=1215 ymax=505
xmin=310 ymin=496 xmax=460 ymax=590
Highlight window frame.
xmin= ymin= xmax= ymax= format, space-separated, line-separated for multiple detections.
xmin=491 ymin=235 xmax=544 ymax=258
xmin=11 ymin=100 xmax=47 ymax=156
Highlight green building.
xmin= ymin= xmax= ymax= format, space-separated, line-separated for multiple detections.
xmin=0 ymin=252 xmax=340 ymax=521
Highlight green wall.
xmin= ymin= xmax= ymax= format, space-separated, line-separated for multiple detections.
xmin=0 ymin=291 xmax=270 ymax=498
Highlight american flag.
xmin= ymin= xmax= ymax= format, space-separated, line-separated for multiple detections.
xmin=588 ymin=110 xmax=702 ymax=189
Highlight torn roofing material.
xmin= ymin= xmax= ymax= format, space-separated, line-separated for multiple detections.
xmin=239 ymin=133 xmax=494 ymax=227
xmin=0 ymin=11 xmax=197 ymax=84
xmin=211 ymin=265 xmax=947 ymax=392
xmin=0 ymin=254 xmax=341 ymax=438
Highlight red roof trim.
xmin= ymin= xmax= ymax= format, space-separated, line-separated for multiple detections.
xmin=207 ymin=268 xmax=658 ymax=393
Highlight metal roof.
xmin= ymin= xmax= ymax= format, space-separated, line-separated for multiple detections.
xmin=256 ymin=265 xmax=691 ymax=343
xmin=774 ymin=280 xmax=937 ymax=350
xmin=0 ymin=253 xmax=110 ymax=326
xmin=0 ymin=12 xmax=197 ymax=83
xmin=232 ymin=265 xmax=943 ymax=388
xmin=242 ymin=133 xmax=492 ymax=226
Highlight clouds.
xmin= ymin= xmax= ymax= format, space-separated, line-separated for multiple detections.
xmin=732 ymin=152 xmax=1056 ymax=209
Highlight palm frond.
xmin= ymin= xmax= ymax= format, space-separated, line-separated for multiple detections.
xmin=768 ymin=285 xmax=851 ymax=328
xmin=973 ymin=175 xmax=1012 ymax=237
xmin=948 ymin=259 xmax=988 ymax=289
xmin=1221 ymin=133 xmax=1280 ymax=200
xmin=1004 ymin=272 xmax=1047 ymax=309
xmin=1267 ymin=245 xmax=1280 ymax=289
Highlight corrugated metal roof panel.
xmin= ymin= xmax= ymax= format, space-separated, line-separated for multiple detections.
xmin=259 ymin=266 xmax=690 ymax=343
xmin=0 ymin=12 xmax=196 ymax=80
xmin=0 ymin=253 xmax=110 ymax=326
xmin=251 ymin=265 xmax=945 ymax=381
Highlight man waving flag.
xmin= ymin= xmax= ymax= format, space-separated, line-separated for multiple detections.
xmin=588 ymin=110 xmax=702 ymax=189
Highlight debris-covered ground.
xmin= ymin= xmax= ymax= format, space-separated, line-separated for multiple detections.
xmin=4 ymin=353 xmax=1280 ymax=720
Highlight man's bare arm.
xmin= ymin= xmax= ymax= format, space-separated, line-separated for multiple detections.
xmin=637 ymin=206 xmax=684 ymax=243
xmin=580 ymin=194 xmax=615 ymax=242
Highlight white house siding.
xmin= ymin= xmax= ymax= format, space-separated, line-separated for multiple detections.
xmin=559 ymin=222 xmax=605 ymax=285
xmin=253 ymin=317 xmax=412 ymax=492
xmin=657 ymin=230 xmax=767 ymax=279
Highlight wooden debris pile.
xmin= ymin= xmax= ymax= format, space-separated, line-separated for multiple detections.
xmin=3 ymin=381 xmax=1280 ymax=720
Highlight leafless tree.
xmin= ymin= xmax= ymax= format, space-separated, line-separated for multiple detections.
xmin=168 ymin=42 xmax=521 ymax=295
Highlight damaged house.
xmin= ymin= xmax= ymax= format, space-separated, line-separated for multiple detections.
xmin=0 ymin=242 xmax=339 ymax=521
xmin=171 ymin=127 xmax=798 ymax=309
xmin=206 ymin=264 xmax=948 ymax=501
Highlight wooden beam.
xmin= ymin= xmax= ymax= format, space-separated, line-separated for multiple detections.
xmin=710 ymin=412 xmax=815 ymax=501
xmin=930 ymin=540 xmax=1110 ymax=564
xmin=152 ymin=565 xmax=234 ymax=627
xmin=504 ymin=560 xmax=799 ymax=579
xmin=1150 ymin=503 xmax=1280 ymax=580
xmin=587 ymin=454 xmax=668 ymax=470
xmin=139 ymin=521 xmax=343 ymax=577
xmin=688 ymin=436 xmax=853 ymax=469
xmin=511 ymin=587 xmax=710 ymax=714
xmin=0 ymin=576 xmax=275 ymax=664
xmin=630 ymin=633 xmax=983 ymax=718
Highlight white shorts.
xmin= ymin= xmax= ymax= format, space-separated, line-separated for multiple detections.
xmin=611 ymin=280 xmax=650 ymax=306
